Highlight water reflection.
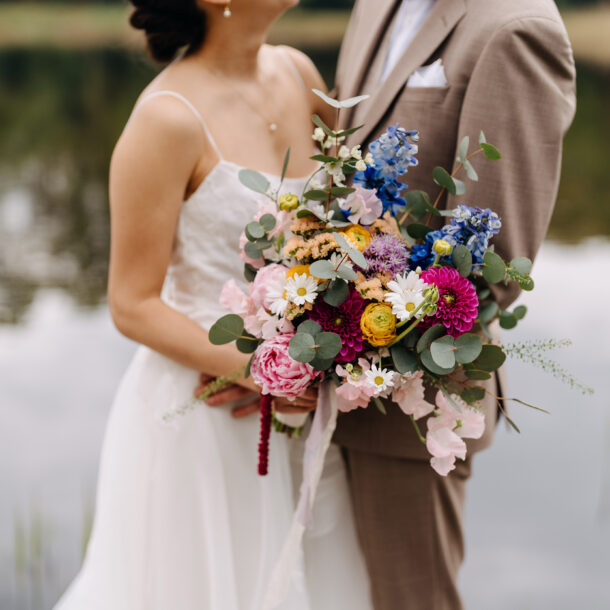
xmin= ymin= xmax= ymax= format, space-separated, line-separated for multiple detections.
xmin=0 ymin=49 xmax=608 ymax=324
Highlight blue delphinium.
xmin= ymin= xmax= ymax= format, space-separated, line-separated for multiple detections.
xmin=410 ymin=205 xmax=502 ymax=269
xmin=353 ymin=125 xmax=419 ymax=217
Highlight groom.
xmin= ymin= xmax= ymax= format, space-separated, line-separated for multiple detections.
xmin=204 ymin=0 xmax=576 ymax=607
xmin=331 ymin=0 xmax=575 ymax=608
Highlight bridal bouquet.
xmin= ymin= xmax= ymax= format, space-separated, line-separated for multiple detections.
xmin=209 ymin=91 xmax=536 ymax=477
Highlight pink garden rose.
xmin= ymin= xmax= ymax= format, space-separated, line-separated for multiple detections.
xmin=251 ymin=333 xmax=321 ymax=399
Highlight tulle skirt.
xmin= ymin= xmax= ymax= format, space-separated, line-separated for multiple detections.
xmin=53 ymin=346 xmax=372 ymax=610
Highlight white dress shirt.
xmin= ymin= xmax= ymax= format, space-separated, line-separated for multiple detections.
xmin=380 ymin=0 xmax=437 ymax=83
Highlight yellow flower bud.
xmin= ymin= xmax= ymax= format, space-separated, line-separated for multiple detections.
xmin=360 ymin=303 xmax=397 ymax=347
xmin=432 ymin=239 xmax=453 ymax=256
xmin=279 ymin=193 xmax=299 ymax=211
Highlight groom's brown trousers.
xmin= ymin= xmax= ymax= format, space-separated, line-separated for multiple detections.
xmin=333 ymin=0 xmax=576 ymax=608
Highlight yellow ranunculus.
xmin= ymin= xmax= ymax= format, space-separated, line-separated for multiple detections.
xmin=286 ymin=264 xmax=321 ymax=283
xmin=279 ymin=193 xmax=299 ymax=211
xmin=432 ymin=238 xmax=453 ymax=256
xmin=343 ymin=225 xmax=372 ymax=251
xmin=360 ymin=303 xmax=397 ymax=347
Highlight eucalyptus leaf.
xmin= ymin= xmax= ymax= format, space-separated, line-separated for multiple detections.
xmin=244 ymin=241 xmax=263 ymax=260
xmin=288 ymin=333 xmax=317 ymax=363
xmin=453 ymin=178 xmax=467 ymax=196
xmin=296 ymin=209 xmax=315 ymax=219
xmin=373 ymin=397 xmax=387 ymax=414
xmin=259 ymin=214 xmax=276 ymax=232
xmin=329 ymin=218 xmax=352 ymax=228
xmin=513 ymin=305 xmax=528 ymax=320
xmin=309 ymin=259 xmax=338 ymax=280
xmin=483 ymin=251 xmax=506 ymax=284
xmin=297 ymin=320 xmax=322 ymax=336
xmin=432 ymin=166 xmax=457 ymax=195
xmin=311 ymin=113 xmax=335 ymax=136
xmin=404 ymin=190 xmax=439 ymax=220
xmin=430 ymin=335 xmax=457 ymax=369
xmin=310 ymin=355 xmax=336 ymax=371
xmin=519 ymin=276 xmax=535 ymax=291
xmin=477 ymin=287 xmax=491 ymax=300
xmin=310 ymin=154 xmax=338 ymax=163
xmin=245 ymin=221 xmax=265 ymax=241
xmin=479 ymin=130 xmax=487 ymax=145
xmin=316 ymin=332 xmax=343 ymax=359
xmin=391 ymin=345 xmax=419 ymax=374
xmin=333 ymin=232 xmax=368 ymax=269
xmin=330 ymin=186 xmax=356 ymax=197
xmin=465 ymin=370 xmax=492 ymax=381
xmin=236 ymin=334 xmax=259 ymax=354
xmin=336 ymin=124 xmax=365 ymax=138
xmin=209 ymin=314 xmax=244 ymax=345
xmin=463 ymin=159 xmax=479 ymax=182
xmin=452 ymin=244 xmax=473 ymax=277
xmin=238 ymin=169 xmax=270 ymax=194
xmin=244 ymin=263 xmax=257 ymax=282
xmin=281 ymin=148 xmax=291 ymax=183
xmin=417 ymin=324 xmax=446 ymax=353
xmin=481 ymin=142 xmax=501 ymax=160
xmin=510 ymin=257 xmax=533 ymax=275
xmin=498 ymin=311 xmax=518 ymax=330
xmin=323 ymin=279 xmax=349 ymax=307
xmin=473 ymin=344 xmax=506 ymax=372
xmin=421 ymin=348 xmax=455 ymax=376
xmin=478 ymin=301 xmax=499 ymax=324
xmin=337 ymin=265 xmax=358 ymax=281
xmin=406 ymin=223 xmax=434 ymax=240
xmin=454 ymin=333 xmax=483 ymax=364
xmin=304 ymin=189 xmax=330 ymax=202
xmin=461 ymin=386 xmax=485 ymax=404
xmin=457 ymin=136 xmax=470 ymax=164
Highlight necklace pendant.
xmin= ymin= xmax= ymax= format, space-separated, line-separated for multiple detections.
xmin=223 ymin=6 xmax=232 ymax=18
xmin=269 ymin=123 xmax=278 ymax=132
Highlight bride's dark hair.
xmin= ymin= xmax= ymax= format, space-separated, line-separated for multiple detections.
xmin=129 ymin=0 xmax=207 ymax=64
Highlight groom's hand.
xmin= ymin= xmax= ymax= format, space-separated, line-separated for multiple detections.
xmin=195 ymin=374 xmax=260 ymax=419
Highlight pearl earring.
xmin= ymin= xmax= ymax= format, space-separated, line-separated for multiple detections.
xmin=223 ymin=2 xmax=232 ymax=18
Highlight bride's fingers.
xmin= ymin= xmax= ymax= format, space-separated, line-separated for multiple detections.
xmin=231 ymin=401 xmax=260 ymax=419
xmin=199 ymin=373 xmax=213 ymax=385
xmin=206 ymin=386 xmax=252 ymax=406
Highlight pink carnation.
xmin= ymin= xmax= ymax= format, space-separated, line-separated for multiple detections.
xmin=249 ymin=263 xmax=289 ymax=310
xmin=251 ymin=333 xmax=321 ymax=399
xmin=420 ymin=266 xmax=479 ymax=337
xmin=220 ymin=279 xmax=256 ymax=317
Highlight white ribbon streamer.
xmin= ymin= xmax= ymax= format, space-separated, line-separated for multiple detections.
xmin=262 ymin=379 xmax=339 ymax=609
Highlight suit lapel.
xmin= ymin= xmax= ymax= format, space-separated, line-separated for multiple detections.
xmin=353 ymin=0 xmax=466 ymax=146
xmin=340 ymin=0 xmax=397 ymax=120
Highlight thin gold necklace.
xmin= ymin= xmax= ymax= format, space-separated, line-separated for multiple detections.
xmin=205 ymin=68 xmax=279 ymax=133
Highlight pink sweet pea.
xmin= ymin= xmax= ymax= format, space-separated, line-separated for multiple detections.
xmin=335 ymin=359 xmax=378 ymax=412
xmin=219 ymin=279 xmax=256 ymax=317
xmin=340 ymin=186 xmax=383 ymax=225
xmin=391 ymin=371 xmax=434 ymax=419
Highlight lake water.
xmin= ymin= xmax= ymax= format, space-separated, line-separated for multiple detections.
xmin=0 ymin=48 xmax=609 ymax=609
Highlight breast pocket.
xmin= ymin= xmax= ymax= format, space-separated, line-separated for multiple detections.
xmin=398 ymin=85 xmax=451 ymax=105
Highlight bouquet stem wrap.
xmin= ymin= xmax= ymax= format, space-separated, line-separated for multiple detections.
xmin=262 ymin=379 xmax=339 ymax=609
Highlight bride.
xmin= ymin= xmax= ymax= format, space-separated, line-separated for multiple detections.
xmin=53 ymin=1 xmax=372 ymax=609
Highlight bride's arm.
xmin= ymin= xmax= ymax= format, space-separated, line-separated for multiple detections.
xmin=108 ymin=96 xmax=258 ymax=392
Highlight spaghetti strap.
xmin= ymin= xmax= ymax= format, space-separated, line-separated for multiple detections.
xmin=133 ymin=90 xmax=223 ymax=160
xmin=278 ymin=48 xmax=307 ymax=93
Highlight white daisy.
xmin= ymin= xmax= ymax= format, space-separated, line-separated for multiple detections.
xmin=365 ymin=364 xmax=396 ymax=395
xmin=285 ymin=273 xmax=319 ymax=306
xmin=267 ymin=278 xmax=289 ymax=315
xmin=384 ymin=271 xmax=428 ymax=322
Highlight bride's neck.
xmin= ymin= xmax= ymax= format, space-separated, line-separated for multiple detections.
xmin=194 ymin=13 xmax=275 ymax=78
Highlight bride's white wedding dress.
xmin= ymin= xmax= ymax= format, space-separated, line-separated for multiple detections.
xmin=54 ymin=90 xmax=372 ymax=610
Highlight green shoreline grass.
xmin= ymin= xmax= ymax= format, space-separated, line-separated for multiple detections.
xmin=0 ymin=3 xmax=609 ymax=66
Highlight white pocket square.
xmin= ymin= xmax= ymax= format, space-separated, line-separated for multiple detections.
xmin=406 ymin=58 xmax=448 ymax=88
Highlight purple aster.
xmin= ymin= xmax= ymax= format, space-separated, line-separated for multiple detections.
xmin=363 ymin=234 xmax=410 ymax=278
xmin=419 ymin=267 xmax=479 ymax=337
xmin=309 ymin=287 xmax=366 ymax=363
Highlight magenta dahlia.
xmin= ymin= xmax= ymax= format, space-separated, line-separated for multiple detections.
xmin=309 ymin=287 xmax=367 ymax=363
xmin=419 ymin=266 xmax=479 ymax=337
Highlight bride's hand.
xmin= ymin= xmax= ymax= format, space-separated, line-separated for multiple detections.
xmin=273 ymin=387 xmax=318 ymax=414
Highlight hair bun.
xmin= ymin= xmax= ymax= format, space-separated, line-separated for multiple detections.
xmin=129 ymin=0 xmax=206 ymax=64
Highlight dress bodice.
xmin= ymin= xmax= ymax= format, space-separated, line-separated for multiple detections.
xmin=162 ymin=160 xmax=308 ymax=330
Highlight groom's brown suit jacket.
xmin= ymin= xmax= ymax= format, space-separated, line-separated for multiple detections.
xmin=333 ymin=0 xmax=576 ymax=459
